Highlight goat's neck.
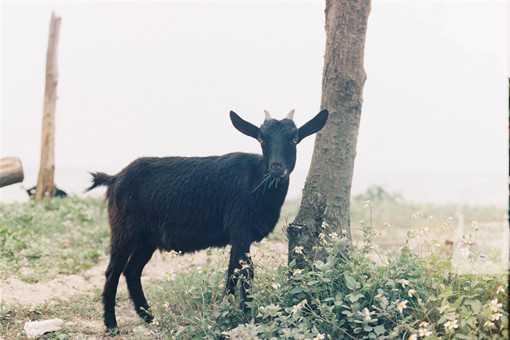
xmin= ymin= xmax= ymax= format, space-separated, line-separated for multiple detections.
xmin=253 ymin=170 xmax=289 ymax=209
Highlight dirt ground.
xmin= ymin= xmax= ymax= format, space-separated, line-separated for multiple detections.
xmin=1 ymin=241 xmax=288 ymax=339
xmin=1 ymin=250 xmax=210 ymax=306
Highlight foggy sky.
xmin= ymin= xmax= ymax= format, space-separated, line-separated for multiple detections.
xmin=1 ymin=0 xmax=508 ymax=205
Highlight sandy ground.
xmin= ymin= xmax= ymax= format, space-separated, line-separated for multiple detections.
xmin=0 ymin=241 xmax=287 ymax=338
xmin=1 ymin=250 xmax=212 ymax=306
xmin=0 ymin=241 xmax=288 ymax=306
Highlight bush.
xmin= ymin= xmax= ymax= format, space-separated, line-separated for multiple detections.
xmin=152 ymin=237 xmax=507 ymax=339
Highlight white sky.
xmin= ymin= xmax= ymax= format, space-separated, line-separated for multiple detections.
xmin=1 ymin=0 xmax=508 ymax=205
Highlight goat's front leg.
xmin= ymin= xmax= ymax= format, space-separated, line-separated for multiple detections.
xmin=238 ymin=254 xmax=253 ymax=312
xmin=225 ymin=242 xmax=253 ymax=312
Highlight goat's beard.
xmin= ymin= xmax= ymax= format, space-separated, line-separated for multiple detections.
xmin=251 ymin=173 xmax=286 ymax=194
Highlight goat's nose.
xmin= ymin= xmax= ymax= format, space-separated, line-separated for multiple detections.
xmin=270 ymin=162 xmax=283 ymax=171
xmin=270 ymin=163 xmax=287 ymax=177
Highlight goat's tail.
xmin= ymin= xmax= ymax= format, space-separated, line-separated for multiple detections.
xmin=86 ymin=172 xmax=115 ymax=192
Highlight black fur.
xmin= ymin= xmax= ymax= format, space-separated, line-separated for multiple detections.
xmin=87 ymin=109 xmax=328 ymax=332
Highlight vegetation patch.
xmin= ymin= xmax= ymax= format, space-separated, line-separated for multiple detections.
xmin=148 ymin=239 xmax=507 ymax=339
xmin=0 ymin=197 xmax=109 ymax=282
xmin=0 ymin=195 xmax=506 ymax=339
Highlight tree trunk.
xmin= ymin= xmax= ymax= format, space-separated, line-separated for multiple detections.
xmin=0 ymin=157 xmax=24 ymax=188
xmin=36 ymin=12 xmax=61 ymax=200
xmin=288 ymin=0 xmax=371 ymax=267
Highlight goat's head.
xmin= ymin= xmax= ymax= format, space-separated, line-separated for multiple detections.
xmin=230 ymin=109 xmax=329 ymax=179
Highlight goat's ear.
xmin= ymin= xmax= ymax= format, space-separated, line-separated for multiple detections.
xmin=297 ymin=110 xmax=329 ymax=142
xmin=230 ymin=111 xmax=260 ymax=139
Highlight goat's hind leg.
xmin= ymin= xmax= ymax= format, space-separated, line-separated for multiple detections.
xmin=124 ymin=243 xmax=156 ymax=323
xmin=103 ymin=236 xmax=133 ymax=333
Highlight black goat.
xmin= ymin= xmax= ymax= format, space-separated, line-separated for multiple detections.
xmin=87 ymin=109 xmax=328 ymax=333
xmin=25 ymin=185 xmax=68 ymax=199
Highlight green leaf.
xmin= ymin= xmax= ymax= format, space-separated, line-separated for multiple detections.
xmin=347 ymin=293 xmax=364 ymax=303
xmin=353 ymin=327 xmax=363 ymax=334
xmin=452 ymin=295 xmax=464 ymax=309
xmin=466 ymin=299 xmax=482 ymax=314
xmin=344 ymin=273 xmax=360 ymax=290
xmin=374 ymin=325 xmax=385 ymax=335
xmin=289 ymin=287 xmax=304 ymax=296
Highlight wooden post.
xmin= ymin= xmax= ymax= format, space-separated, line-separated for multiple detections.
xmin=35 ymin=12 xmax=61 ymax=200
xmin=0 ymin=157 xmax=24 ymax=188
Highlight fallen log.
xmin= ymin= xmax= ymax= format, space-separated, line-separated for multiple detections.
xmin=0 ymin=157 xmax=24 ymax=188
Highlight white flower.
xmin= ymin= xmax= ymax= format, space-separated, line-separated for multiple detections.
xmin=313 ymin=334 xmax=325 ymax=340
xmin=489 ymin=298 xmax=502 ymax=313
xmin=418 ymin=329 xmax=432 ymax=337
xmin=408 ymin=334 xmax=418 ymax=340
xmin=417 ymin=321 xmax=432 ymax=337
xmin=397 ymin=279 xmax=410 ymax=288
xmin=271 ymin=283 xmax=280 ymax=290
xmin=294 ymin=246 xmax=304 ymax=254
xmin=444 ymin=319 xmax=458 ymax=333
xmin=408 ymin=289 xmax=417 ymax=297
xmin=291 ymin=299 xmax=307 ymax=315
xmin=293 ymin=269 xmax=303 ymax=276
xmin=483 ymin=320 xmax=496 ymax=329
xmin=397 ymin=300 xmax=408 ymax=314
xmin=361 ymin=308 xmax=371 ymax=321
xmin=490 ymin=312 xmax=502 ymax=321
xmin=496 ymin=285 xmax=505 ymax=295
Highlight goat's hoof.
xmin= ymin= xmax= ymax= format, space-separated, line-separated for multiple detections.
xmin=105 ymin=326 xmax=119 ymax=336
xmin=136 ymin=306 xmax=154 ymax=323
xmin=223 ymin=287 xmax=235 ymax=297
xmin=140 ymin=312 xmax=154 ymax=324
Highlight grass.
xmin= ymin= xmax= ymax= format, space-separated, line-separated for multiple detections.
xmin=0 ymin=196 xmax=110 ymax=283
xmin=3 ymin=241 xmax=503 ymax=339
xmin=0 ymin=190 xmax=507 ymax=339
xmin=272 ymin=189 xmax=506 ymax=256
xmin=0 ymin=240 xmax=285 ymax=339
xmin=0 ymin=189 xmax=504 ymax=282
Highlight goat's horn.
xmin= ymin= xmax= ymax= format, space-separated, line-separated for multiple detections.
xmin=286 ymin=109 xmax=295 ymax=120
xmin=264 ymin=110 xmax=272 ymax=120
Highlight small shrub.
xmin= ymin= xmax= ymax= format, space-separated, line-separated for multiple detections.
xmin=150 ymin=237 xmax=507 ymax=339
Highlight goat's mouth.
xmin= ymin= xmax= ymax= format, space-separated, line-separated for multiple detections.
xmin=251 ymin=171 xmax=289 ymax=193
xmin=272 ymin=169 xmax=289 ymax=179
xmin=269 ymin=168 xmax=289 ymax=179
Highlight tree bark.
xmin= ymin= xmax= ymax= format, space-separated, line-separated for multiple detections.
xmin=36 ymin=12 xmax=61 ymax=200
xmin=0 ymin=157 xmax=24 ymax=188
xmin=288 ymin=0 xmax=371 ymax=267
